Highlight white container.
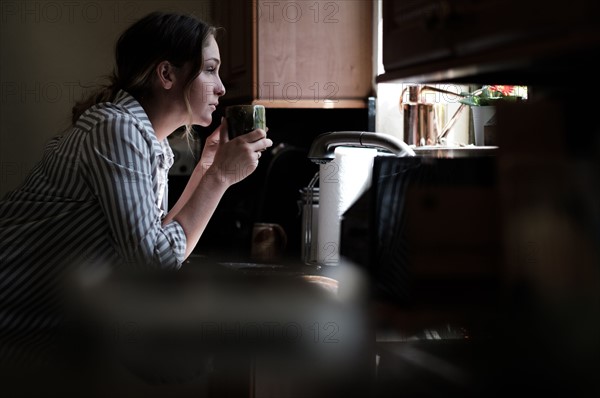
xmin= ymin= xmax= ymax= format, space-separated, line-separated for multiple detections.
xmin=472 ymin=106 xmax=496 ymax=146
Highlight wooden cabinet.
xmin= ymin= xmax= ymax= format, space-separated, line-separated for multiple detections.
xmin=212 ymin=0 xmax=255 ymax=104
xmin=378 ymin=0 xmax=600 ymax=84
xmin=213 ymin=0 xmax=373 ymax=108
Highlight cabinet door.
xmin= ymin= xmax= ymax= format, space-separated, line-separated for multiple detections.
xmin=381 ymin=0 xmax=600 ymax=80
xmin=382 ymin=0 xmax=453 ymax=71
xmin=215 ymin=0 xmax=374 ymax=106
xmin=257 ymin=0 xmax=373 ymax=105
xmin=213 ymin=0 xmax=255 ymax=102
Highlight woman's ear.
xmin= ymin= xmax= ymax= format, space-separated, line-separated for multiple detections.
xmin=155 ymin=61 xmax=176 ymax=90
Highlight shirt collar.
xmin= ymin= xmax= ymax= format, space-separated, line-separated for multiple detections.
xmin=113 ymin=89 xmax=171 ymax=161
xmin=113 ymin=89 xmax=154 ymax=135
xmin=160 ymin=139 xmax=174 ymax=169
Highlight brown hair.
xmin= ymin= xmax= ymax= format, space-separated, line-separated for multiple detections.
xmin=72 ymin=11 xmax=217 ymax=129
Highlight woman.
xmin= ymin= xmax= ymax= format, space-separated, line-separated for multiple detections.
xmin=0 ymin=11 xmax=272 ymax=365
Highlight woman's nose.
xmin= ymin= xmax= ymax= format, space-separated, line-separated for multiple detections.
xmin=216 ymin=76 xmax=226 ymax=96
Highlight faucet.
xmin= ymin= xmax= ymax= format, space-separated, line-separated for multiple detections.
xmin=307 ymin=131 xmax=415 ymax=163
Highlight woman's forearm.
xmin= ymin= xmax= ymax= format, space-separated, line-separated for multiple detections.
xmin=164 ymin=167 xmax=229 ymax=259
xmin=165 ymin=160 xmax=210 ymax=223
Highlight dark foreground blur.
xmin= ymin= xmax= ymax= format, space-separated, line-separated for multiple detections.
xmin=2 ymin=257 xmax=372 ymax=398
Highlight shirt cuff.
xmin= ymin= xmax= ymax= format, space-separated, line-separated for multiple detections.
xmin=162 ymin=220 xmax=187 ymax=267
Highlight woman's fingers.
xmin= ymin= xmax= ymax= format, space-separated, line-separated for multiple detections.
xmin=228 ymin=128 xmax=272 ymax=152
xmin=241 ymin=128 xmax=267 ymax=142
xmin=244 ymin=128 xmax=272 ymax=151
xmin=253 ymin=139 xmax=272 ymax=154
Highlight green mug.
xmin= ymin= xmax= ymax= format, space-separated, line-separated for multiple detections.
xmin=225 ymin=104 xmax=266 ymax=140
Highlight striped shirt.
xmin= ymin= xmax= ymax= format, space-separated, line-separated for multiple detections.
xmin=0 ymin=90 xmax=187 ymax=363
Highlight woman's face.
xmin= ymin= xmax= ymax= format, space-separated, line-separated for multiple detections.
xmin=189 ymin=35 xmax=226 ymax=126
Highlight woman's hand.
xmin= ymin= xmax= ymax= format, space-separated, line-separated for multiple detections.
xmin=207 ymin=122 xmax=272 ymax=187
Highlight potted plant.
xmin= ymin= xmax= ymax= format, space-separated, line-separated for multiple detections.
xmin=459 ymin=85 xmax=527 ymax=145
xmin=459 ymin=85 xmax=526 ymax=106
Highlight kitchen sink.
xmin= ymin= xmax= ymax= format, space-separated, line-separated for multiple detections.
xmin=217 ymin=262 xmax=338 ymax=295
xmin=217 ymin=261 xmax=320 ymax=275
